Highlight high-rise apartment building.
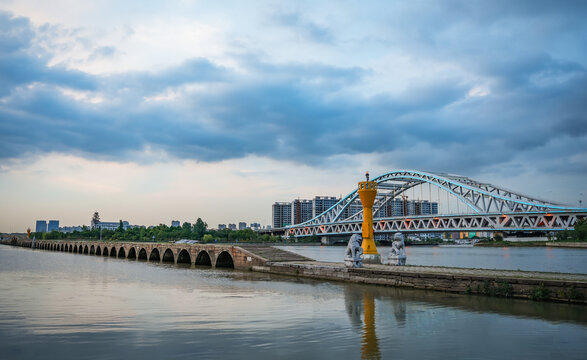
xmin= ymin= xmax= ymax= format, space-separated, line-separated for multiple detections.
xmin=47 ymin=220 xmax=59 ymax=232
xmin=313 ymin=196 xmax=338 ymax=217
xmin=228 ymin=223 xmax=237 ymax=230
xmin=292 ymin=199 xmax=313 ymax=224
xmin=238 ymin=222 xmax=247 ymax=230
xmin=171 ymin=220 xmax=180 ymax=227
xmin=35 ymin=220 xmax=47 ymax=233
xmin=272 ymin=202 xmax=292 ymax=229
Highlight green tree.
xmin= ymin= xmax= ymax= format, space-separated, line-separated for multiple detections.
xmin=181 ymin=222 xmax=192 ymax=238
xmin=193 ymin=218 xmax=207 ymax=239
xmin=202 ymin=234 xmax=213 ymax=243
xmin=574 ymin=219 xmax=586 ymax=241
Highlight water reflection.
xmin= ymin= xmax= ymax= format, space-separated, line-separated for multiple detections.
xmin=345 ymin=287 xmax=380 ymax=359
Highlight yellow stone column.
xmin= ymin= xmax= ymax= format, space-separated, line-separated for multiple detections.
xmin=358 ymin=172 xmax=380 ymax=263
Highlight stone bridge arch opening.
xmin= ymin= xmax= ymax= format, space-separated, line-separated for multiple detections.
xmin=177 ymin=249 xmax=191 ymax=265
xmin=110 ymin=247 xmax=117 ymax=257
xmin=128 ymin=247 xmax=137 ymax=260
xmin=83 ymin=245 xmax=89 ymax=254
xmin=118 ymin=247 xmax=126 ymax=259
xmin=96 ymin=246 xmax=102 ymax=256
xmin=195 ymin=251 xmax=212 ymax=267
xmin=90 ymin=245 xmax=95 ymax=255
xmin=162 ymin=248 xmax=175 ymax=263
xmin=138 ymin=248 xmax=147 ymax=260
xmin=60 ymin=244 xmax=65 ymax=251
xmin=215 ymin=251 xmax=234 ymax=269
xmin=103 ymin=247 xmax=109 ymax=256
xmin=149 ymin=248 xmax=160 ymax=262
xmin=73 ymin=245 xmax=78 ymax=253
xmin=78 ymin=245 xmax=83 ymax=254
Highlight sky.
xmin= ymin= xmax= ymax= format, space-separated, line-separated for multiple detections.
xmin=1 ymin=0 xmax=586 ymax=232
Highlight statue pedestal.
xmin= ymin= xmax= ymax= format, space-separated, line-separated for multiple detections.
xmin=362 ymin=253 xmax=381 ymax=264
xmin=382 ymin=255 xmax=406 ymax=266
xmin=344 ymin=256 xmax=363 ymax=268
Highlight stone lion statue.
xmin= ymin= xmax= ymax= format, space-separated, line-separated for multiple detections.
xmin=383 ymin=232 xmax=407 ymax=265
xmin=344 ymin=233 xmax=364 ymax=268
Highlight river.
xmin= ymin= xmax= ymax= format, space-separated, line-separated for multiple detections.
xmin=0 ymin=245 xmax=586 ymax=359
xmin=277 ymin=245 xmax=587 ymax=274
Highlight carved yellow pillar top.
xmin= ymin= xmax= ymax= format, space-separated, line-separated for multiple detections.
xmin=358 ymin=172 xmax=378 ymax=255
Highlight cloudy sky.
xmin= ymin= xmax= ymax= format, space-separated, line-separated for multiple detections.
xmin=1 ymin=0 xmax=586 ymax=231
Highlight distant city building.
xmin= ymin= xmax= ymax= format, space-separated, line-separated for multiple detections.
xmin=272 ymin=202 xmax=292 ymax=229
xmin=239 ymin=222 xmax=247 ymax=230
xmin=35 ymin=220 xmax=47 ymax=233
xmin=59 ymin=226 xmax=83 ymax=233
xmin=341 ymin=200 xmax=363 ymax=219
xmin=292 ymin=199 xmax=313 ymax=224
xmin=171 ymin=220 xmax=180 ymax=227
xmin=378 ymin=198 xmax=439 ymax=217
xmin=93 ymin=221 xmax=130 ymax=231
xmin=313 ymin=196 xmax=338 ymax=217
xmin=47 ymin=220 xmax=59 ymax=232
xmin=218 ymin=224 xmax=227 ymax=230
xmin=250 ymin=222 xmax=261 ymax=231
xmin=228 ymin=223 xmax=237 ymax=230
xmin=266 ymin=225 xmax=272 ymax=230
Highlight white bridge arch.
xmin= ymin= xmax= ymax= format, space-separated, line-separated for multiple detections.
xmin=285 ymin=170 xmax=586 ymax=237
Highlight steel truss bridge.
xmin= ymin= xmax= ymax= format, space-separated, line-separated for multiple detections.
xmin=286 ymin=170 xmax=586 ymax=238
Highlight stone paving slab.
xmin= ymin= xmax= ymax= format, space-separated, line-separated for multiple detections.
xmin=239 ymin=245 xmax=313 ymax=262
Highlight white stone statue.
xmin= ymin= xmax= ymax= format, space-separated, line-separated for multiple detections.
xmin=383 ymin=232 xmax=407 ymax=265
xmin=344 ymin=234 xmax=364 ymax=268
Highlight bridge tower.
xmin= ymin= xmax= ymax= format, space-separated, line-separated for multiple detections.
xmin=358 ymin=172 xmax=380 ymax=263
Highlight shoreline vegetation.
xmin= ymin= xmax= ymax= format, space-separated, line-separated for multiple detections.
xmin=17 ymin=216 xmax=587 ymax=248
xmin=475 ymin=241 xmax=587 ymax=248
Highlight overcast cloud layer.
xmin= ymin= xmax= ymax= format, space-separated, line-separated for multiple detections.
xmin=1 ymin=1 xmax=587 ymax=175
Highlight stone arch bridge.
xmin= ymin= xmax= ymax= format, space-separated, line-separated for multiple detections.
xmin=5 ymin=239 xmax=307 ymax=270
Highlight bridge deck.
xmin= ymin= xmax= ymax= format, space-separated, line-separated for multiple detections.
xmin=239 ymin=245 xmax=312 ymax=262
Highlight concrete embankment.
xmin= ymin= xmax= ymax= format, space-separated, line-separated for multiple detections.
xmin=546 ymin=242 xmax=587 ymax=248
xmin=253 ymin=261 xmax=587 ymax=304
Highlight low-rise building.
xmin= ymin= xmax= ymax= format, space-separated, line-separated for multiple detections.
xmin=93 ymin=221 xmax=130 ymax=231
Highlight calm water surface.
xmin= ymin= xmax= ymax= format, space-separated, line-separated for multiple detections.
xmin=1 ymin=245 xmax=586 ymax=359
xmin=278 ymin=245 xmax=587 ymax=273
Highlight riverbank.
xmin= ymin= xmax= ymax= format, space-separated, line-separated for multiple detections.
xmin=475 ymin=241 xmax=587 ymax=248
xmin=253 ymin=261 xmax=587 ymax=304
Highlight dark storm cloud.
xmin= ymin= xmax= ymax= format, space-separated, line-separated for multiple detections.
xmin=0 ymin=2 xmax=586 ymax=177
